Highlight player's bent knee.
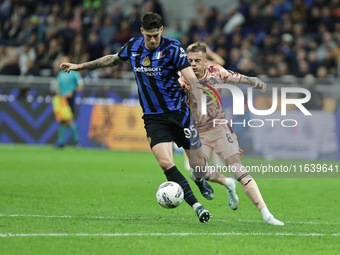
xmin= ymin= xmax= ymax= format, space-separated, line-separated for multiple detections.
xmin=225 ymin=153 xmax=242 ymax=166
xmin=158 ymin=159 xmax=175 ymax=171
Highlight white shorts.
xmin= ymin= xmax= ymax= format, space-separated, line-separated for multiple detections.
xmin=199 ymin=124 xmax=241 ymax=162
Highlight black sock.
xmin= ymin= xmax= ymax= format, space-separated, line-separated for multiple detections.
xmin=164 ymin=166 xmax=198 ymax=207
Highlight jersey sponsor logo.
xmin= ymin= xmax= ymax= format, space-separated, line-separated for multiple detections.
xmin=134 ymin=66 xmax=162 ymax=76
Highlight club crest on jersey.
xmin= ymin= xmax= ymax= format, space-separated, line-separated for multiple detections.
xmin=156 ymin=52 xmax=163 ymax=59
xmin=142 ymin=56 xmax=151 ymax=66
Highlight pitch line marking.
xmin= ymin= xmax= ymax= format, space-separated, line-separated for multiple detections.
xmin=0 ymin=232 xmax=339 ymax=238
xmin=0 ymin=214 xmax=338 ymax=225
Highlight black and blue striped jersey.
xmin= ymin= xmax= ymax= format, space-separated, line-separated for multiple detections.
xmin=118 ymin=37 xmax=191 ymax=114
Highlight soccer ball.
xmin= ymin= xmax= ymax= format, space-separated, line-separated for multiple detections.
xmin=156 ymin=181 xmax=184 ymax=209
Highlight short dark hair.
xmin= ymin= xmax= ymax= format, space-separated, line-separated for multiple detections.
xmin=187 ymin=42 xmax=207 ymax=55
xmin=141 ymin=12 xmax=162 ymax=31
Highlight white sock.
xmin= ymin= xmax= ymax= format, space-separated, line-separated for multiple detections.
xmin=260 ymin=207 xmax=272 ymax=220
xmin=223 ymin=178 xmax=234 ymax=189
xmin=192 ymin=202 xmax=201 ymax=212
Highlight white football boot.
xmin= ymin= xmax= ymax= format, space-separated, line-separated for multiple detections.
xmin=226 ymin=178 xmax=239 ymax=210
xmin=264 ymin=215 xmax=284 ymax=226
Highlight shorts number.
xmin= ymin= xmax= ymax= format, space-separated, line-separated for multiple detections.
xmin=184 ymin=128 xmax=191 ymax=138
xmin=226 ymin=134 xmax=233 ymax=143
xmin=184 ymin=125 xmax=198 ymax=139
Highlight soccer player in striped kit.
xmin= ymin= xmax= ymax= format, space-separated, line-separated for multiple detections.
xmin=60 ymin=12 xmax=212 ymax=222
xmin=179 ymin=42 xmax=284 ymax=226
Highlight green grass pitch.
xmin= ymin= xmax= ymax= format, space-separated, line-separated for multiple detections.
xmin=0 ymin=144 xmax=339 ymax=255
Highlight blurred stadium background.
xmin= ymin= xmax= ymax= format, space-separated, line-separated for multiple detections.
xmin=1 ymin=0 xmax=340 ymax=161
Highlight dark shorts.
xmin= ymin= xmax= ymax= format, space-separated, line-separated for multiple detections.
xmin=143 ymin=104 xmax=201 ymax=150
xmin=67 ymin=96 xmax=75 ymax=114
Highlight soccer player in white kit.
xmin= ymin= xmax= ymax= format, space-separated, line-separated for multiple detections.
xmin=178 ymin=42 xmax=284 ymax=226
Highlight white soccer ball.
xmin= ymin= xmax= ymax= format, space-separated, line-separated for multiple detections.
xmin=156 ymin=181 xmax=184 ymax=209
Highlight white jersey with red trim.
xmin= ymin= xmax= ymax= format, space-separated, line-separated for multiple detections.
xmin=179 ymin=64 xmax=241 ymax=132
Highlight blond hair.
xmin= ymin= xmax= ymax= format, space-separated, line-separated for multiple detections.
xmin=186 ymin=42 xmax=207 ymax=54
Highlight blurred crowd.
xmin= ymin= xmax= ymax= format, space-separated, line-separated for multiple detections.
xmin=0 ymin=0 xmax=340 ymax=82
xmin=186 ymin=0 xmax=340 ymax=80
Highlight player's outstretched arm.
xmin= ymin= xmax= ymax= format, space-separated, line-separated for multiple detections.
xmin=206 ymin=47 xmax=225 ymax=66
xmin=60 ymin=53 xmax=123 ymax=73
xmin=239 ymin=75 xmax=267 ymax=93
